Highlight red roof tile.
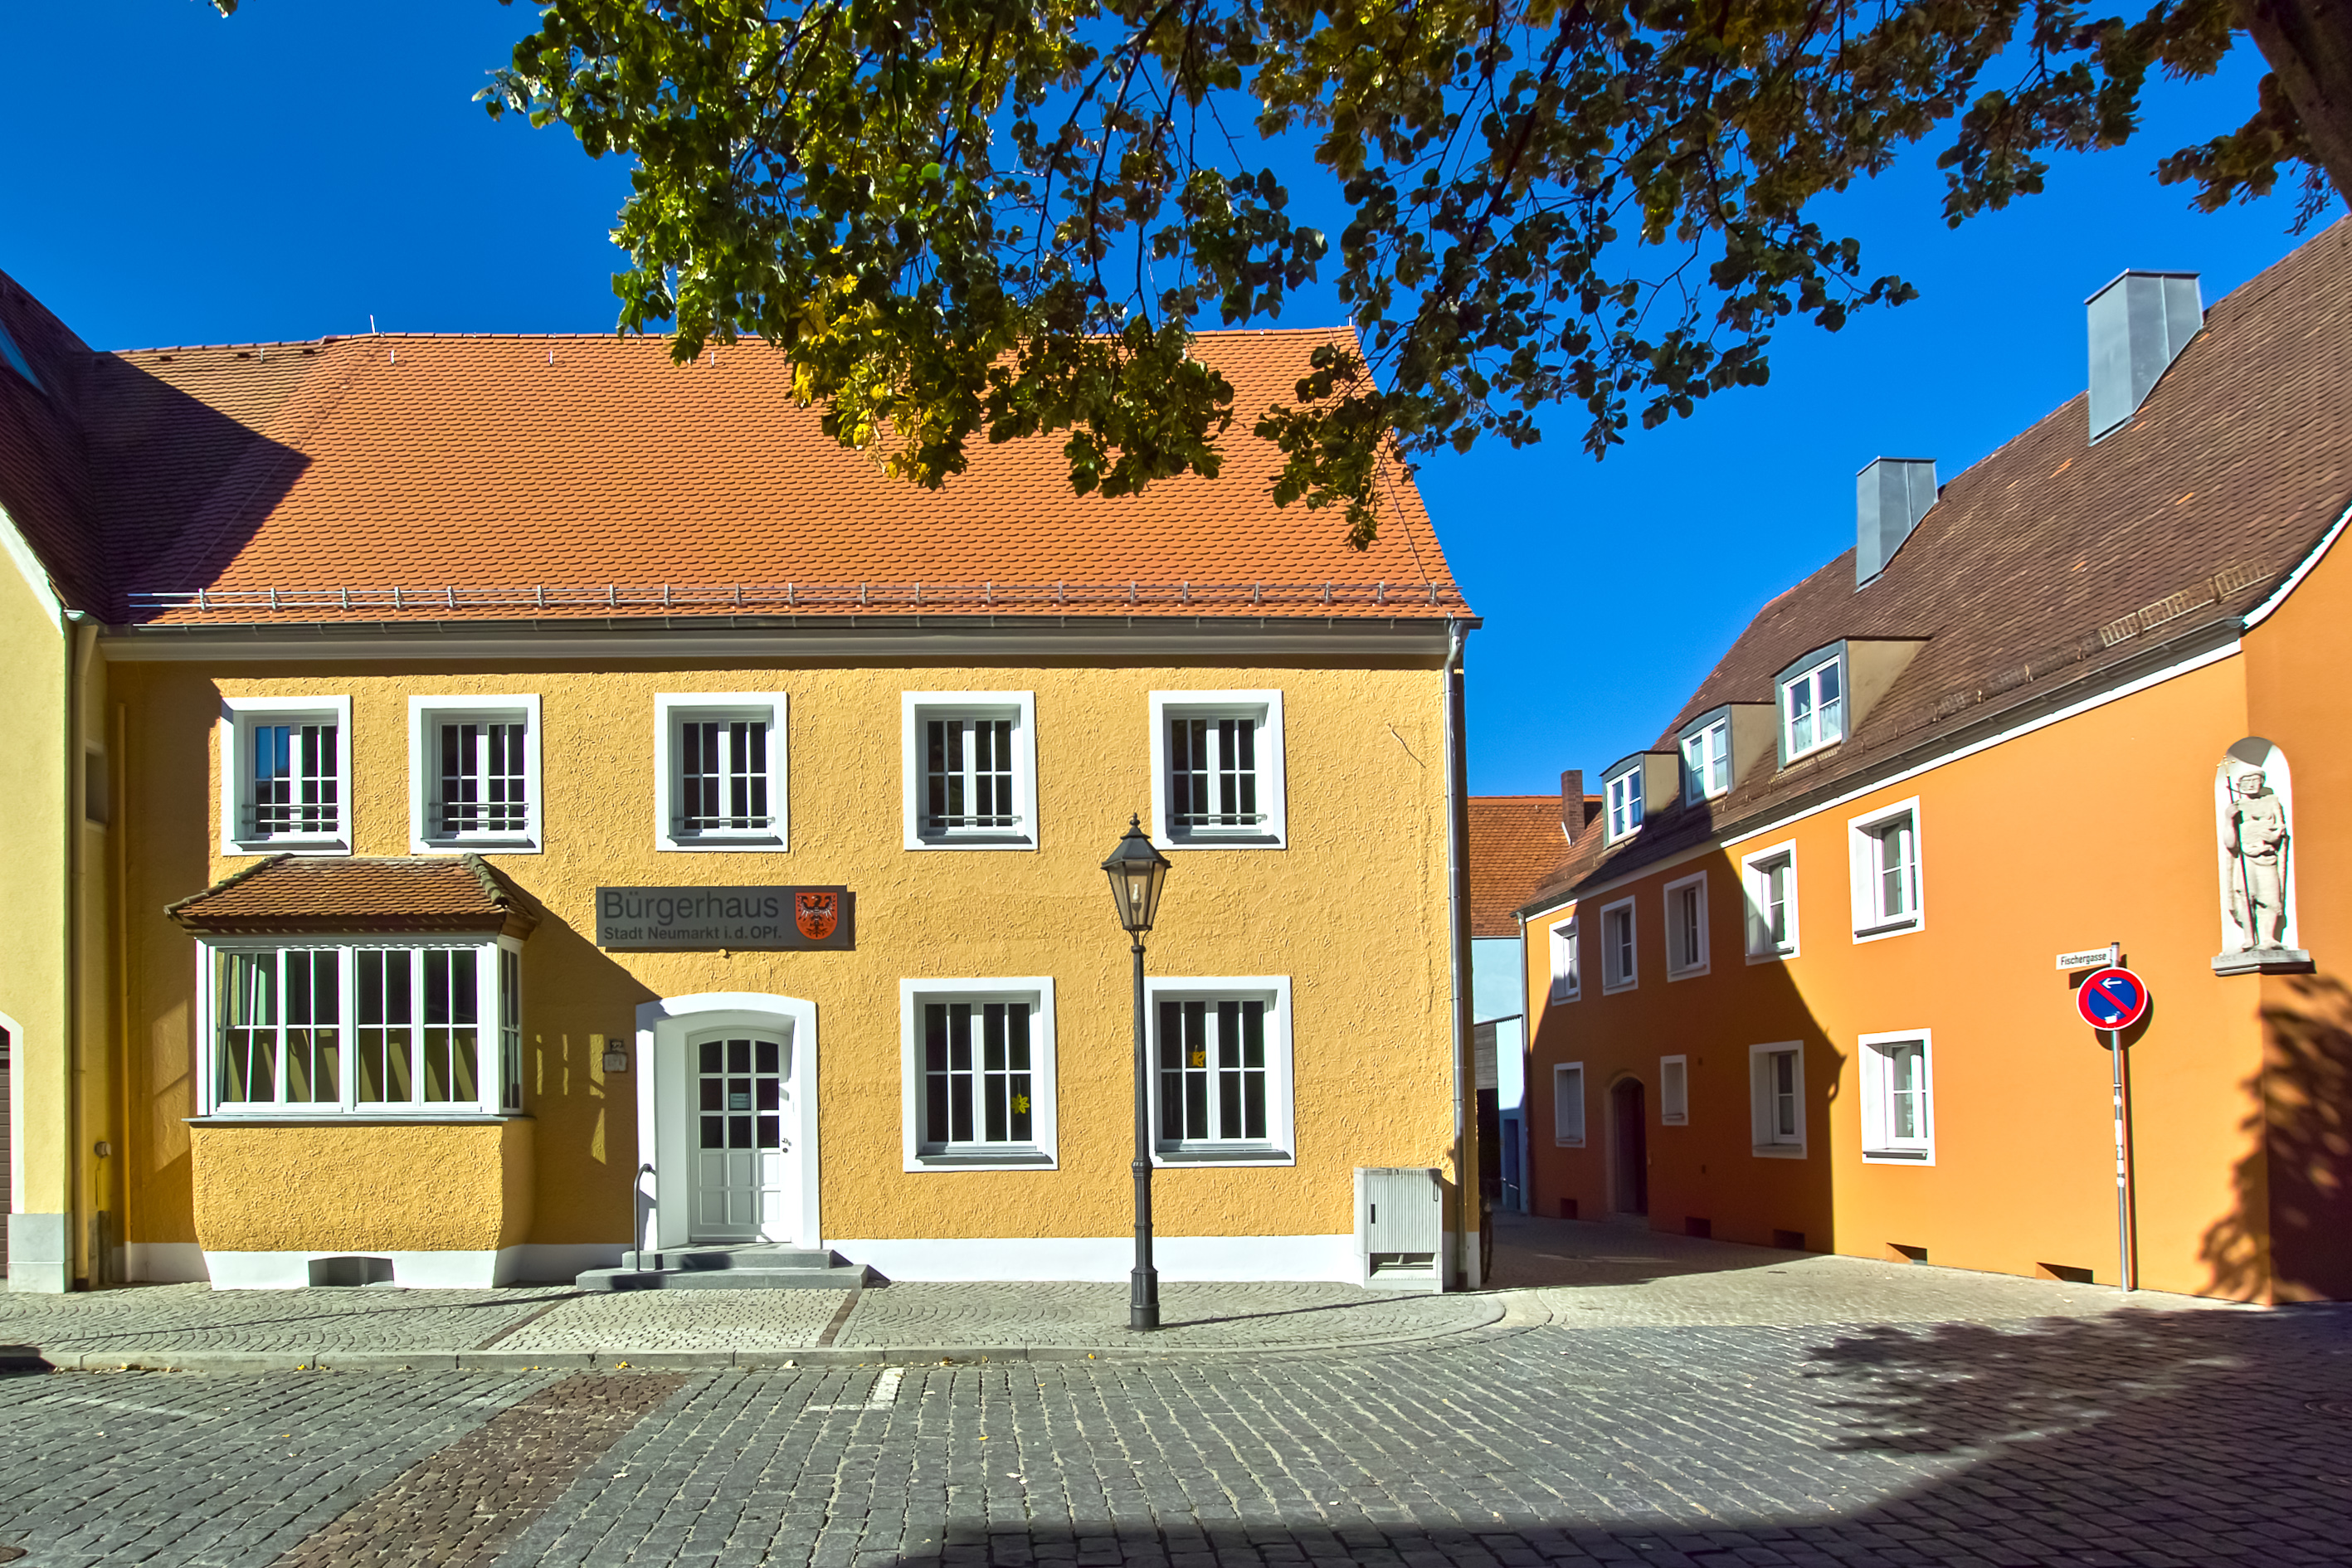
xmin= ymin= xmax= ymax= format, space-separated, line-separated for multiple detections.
xmin=1468 ymin=796 xmax=1570 ymax=937
xmin=167 ymin=855 xmax=539 ymax=937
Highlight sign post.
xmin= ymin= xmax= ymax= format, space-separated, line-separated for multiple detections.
xmin=2074 ymin=945 xmax=2149 ymax=1293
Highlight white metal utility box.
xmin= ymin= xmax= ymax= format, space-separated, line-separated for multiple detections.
xmin=1354 ymin=1166 xmax=1444 ymax=1291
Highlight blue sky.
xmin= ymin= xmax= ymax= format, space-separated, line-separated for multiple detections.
xmin=1 ymin=2 xmax=2328 ymax=793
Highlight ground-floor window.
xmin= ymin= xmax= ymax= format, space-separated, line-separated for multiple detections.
xmin=898 ymin=978 xmax=1058 ymax=1168
xmin=1749 ymin=1041 xmax=1806 ymax=1157
xmin=1858 ymin=1030 xmax=1934 ymax=1162
xmin=204 ymin=938 xmax=523 ymax=1116
xmin=1144 ymin=977 xmax=1295 ymax=1164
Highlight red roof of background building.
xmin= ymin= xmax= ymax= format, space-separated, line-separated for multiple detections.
xmin=1467 ymin=796 xmax=1570 ymax=937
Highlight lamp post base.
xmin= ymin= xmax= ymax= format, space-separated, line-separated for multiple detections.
xmin=1129 ymin=1269 xmax=1160 ymax=1332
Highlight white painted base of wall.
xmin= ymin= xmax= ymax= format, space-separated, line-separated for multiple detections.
xmin=830 ymin=1234 xmax=1360 ymax=1283
xmin=203 ymin=1248 xmax=528 ymax=1290
xmin=125 ymin=1242 xmax=210 ymax=1283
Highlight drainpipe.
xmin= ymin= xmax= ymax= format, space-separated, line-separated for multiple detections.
xmin=1442 ymin=619 xmax=1478 ymax=1288
xmin=62 ymin=610 xmax=95 ymax=1288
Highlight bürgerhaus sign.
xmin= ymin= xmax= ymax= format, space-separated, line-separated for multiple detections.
xmin=595 ymin=886 xmax=855 ymax=951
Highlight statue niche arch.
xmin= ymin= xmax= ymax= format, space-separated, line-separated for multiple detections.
xmin=2213 ymin=738 xmax=2311 ymax=975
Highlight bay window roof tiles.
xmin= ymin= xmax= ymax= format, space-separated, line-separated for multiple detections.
xmin=168 ymin=854 xmax=539 ymax=937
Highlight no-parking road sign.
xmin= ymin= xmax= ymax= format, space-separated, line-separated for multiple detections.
xmin=2077 ymin=966 xmax=2150 ymax=1032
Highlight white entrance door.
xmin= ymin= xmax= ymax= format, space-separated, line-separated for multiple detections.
xmin=690 ymin=1030 xmax=797 ymax=1242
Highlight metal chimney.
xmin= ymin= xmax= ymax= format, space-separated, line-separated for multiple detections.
xmin=2087 ymin=270 xmax=2201 ymax=442
xmin=1855 ymin=457 xmax=1938 ymax=587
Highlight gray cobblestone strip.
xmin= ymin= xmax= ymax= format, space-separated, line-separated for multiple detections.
xmin=268 ymin=1374 xmax=689 ymax=1568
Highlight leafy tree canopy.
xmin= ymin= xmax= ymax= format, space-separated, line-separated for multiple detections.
xmin=227 ymin=1 xmax=2352 ymax=545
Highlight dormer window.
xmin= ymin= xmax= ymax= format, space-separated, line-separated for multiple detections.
xmin=0 ymin=317 xmax=41 ymax=392
xmin=1604 ymin=766 xmax=1643 ymax=841
xmin=1681 ymin=718 xmax=1731 ymax=804
xmin=1780 ymin=653 xmax=1845 ymax=761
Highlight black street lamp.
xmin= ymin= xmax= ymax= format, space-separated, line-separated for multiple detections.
xmin=1102 ymin=814 xmax=1171 ymax=1331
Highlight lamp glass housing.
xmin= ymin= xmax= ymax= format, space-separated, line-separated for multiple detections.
xmin=1101 ymin=819 xmax=1171 ymax=934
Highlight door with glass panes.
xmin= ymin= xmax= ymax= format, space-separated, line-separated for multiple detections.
xmin=689 ymin=1030 xmax=798 ymax=1242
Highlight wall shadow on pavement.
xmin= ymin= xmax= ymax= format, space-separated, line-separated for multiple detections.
xmin=2202 ymin=971 xmax=2352 ymax=1301
xmin=1483 ymin=1206 xmax=1817 ymax=1290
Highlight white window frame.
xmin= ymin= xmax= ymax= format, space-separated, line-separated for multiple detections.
xmin=219 ymin=695 xmax=353 ymax=856
xmin=898 ymin=976 xmax=1057 ymax=1171
xmin=408 ymin=694 xmax=543 ymax=855
xmin=1848 ymin=796 xmax=1925 ymax=941
xmin=1663 ymin=872 xmax=1710 ymax=980
xmin=901 ymin=690 xmax=1039 ymax=850
xmin=1552 ymin=1062 xmax=1586 ymax=1147
xmin=1741 ymin=840 xmax=1800 ymax=962
xmin=1658 ymin=1054 xmax=1689 ymax=1126
xmin=1602 ymin=763 xmax=1644 ymax=842
xmin=1858 ymin=1029 xmax=1935 ymax=1164
xmin=655 ymin=692 xmax=788 ymax=852
xmin=1546 ymin=915 xmax=1580 ymax=1004
xmin=1147 ymin=689 xmax=1287 ymax=850
xmin=1142 ymin=976 xmax=1295 ymax=1165
xmin=1780 ymin=650 xmax=1847 ymax=762
xmin=1749 ymin=1041 xmax=1806 ymax=1158
xmin=1681 ymin=717 xmax=1731 ymax=804
xmin=193 ymin=934 xmax=523 ymax=1118
xmin=1599 ymin=896 xmax=1638 ymax=993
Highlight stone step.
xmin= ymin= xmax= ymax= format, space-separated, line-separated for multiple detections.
xmin=626 ymin=1246 xmax=843 ymax=1272
xmin=576 ymin=1263 xmax=871 ymax=1292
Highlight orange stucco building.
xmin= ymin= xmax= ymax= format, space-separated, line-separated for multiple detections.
xmin=1518 ymin=223 xmax=2352 ymax=1303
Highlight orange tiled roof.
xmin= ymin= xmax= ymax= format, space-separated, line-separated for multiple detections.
xmin=1467 ymin=796 xmax=1569 ymax=937
xmin=167 ymin=855 xmax=539 ymax=937
xmin=66 ymin=326 xmax=1468 ymax=626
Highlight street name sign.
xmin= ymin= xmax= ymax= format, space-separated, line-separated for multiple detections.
xmin=596 ymin=885 xmax=855 ymax=951
xmin=2076 ymin=966 xmax=2150 ymax=1032
xmin=2054 ymin=947 xmax=2113 ymax=971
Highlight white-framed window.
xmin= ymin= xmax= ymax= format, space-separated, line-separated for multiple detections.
xmin=1145 ymin=976 xmax=1295 ymax=1164
xmin=902 ymin=691 xmax=1038 ymax=850
xmin=197 ymin=936 xmax=523 ymax=1117
xmin=1664 ymin=872 xmax=1709 ymax=979
xmin=655 ymin=693 xmax=787 ymax=851
xmin=1858 ymin=1030 xmax=1933 ymax=1163
xmin=219 ymin=695 xmax=353 ymax=855
xmin=1599 ymin=897 xmax=1638 ymax=992
xmin=1603 ymin=764 xmax=1643 ymax=841
xmin=409 ymin=695 xmax=543 ymax=854
xmin=1682 ymin=718 xmax=1731 ymax=803
xmin=1780 ymin=652 xmax=1845 ymax=761
xmin=1547 ymin=915 xmax=1580 ymax=1004
xmin=1552 ymin=1062 xmax=1586 ymax=1147
xmin=1849 ymin=797 xmax=1924 ymax=940
xmin=1148 ymin=690 xmax=1287 ymax=849
xmin=1741 ymin=842 xmax=1799 ymax=960
xmin=898 ymin=977 xmax=1056 ymax=1170
xmin=1750 ymin=1041 xmax=1805 ymax=1157
xmin=1659 ymin=1054 xmax=1689 ymax=1125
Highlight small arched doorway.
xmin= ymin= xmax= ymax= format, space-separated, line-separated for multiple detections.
xmin=1609 ymin=1077 xmax=1648 ymax=1217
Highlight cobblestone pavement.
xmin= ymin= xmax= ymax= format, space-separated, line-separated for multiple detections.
xmin=0 ymin=1283 xmax=574 ymax=1355
xmin=832 ymin=1283 xmax=1501 ymax=1350
xmin=2 ymin=1301 xmax=2346 ymax=1567
xmin=1492 ymin=1212 xmax=2249 ymax=1326
xmin=500 ymin=1291 xmax=849 ymax=1353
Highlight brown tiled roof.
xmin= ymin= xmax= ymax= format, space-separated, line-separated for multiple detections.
xmin=1468 ymin=796 xmax=1570 ymax=937
xmin=167 ymin=855 xmax=540 ymax=937
xmin=1522 ymin=218 xmax=2352 ymax=914
xmin=67 ymin=326 xmax=1465 ymax=626
xmin=0 ymin=272 xmax=106 ymax=615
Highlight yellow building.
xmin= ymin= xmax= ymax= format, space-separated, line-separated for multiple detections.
xmin=0 ymin=273 xmax=1483 ymax=1293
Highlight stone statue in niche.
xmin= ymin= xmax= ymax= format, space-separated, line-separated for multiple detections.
xmin=2213 ymin=738 xmax=2311 ymax=974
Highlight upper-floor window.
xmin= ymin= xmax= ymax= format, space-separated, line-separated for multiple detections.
xmin=1682 ymin=718 xmax=1731 ymax=803
xmin=1547 ymin=916 xmax=1580 ymax=1003
xmin=1600 ymin=897 xmax=1638 ymax=992
xmin=1145 ymin=976 xmax=1295 ymax=1164
xmin=1604 ymin=766 xmax=1643 ymax=841
xmin=1150 ymin=691 xmax=1287 ymax=849
xmin=1664 ymin=873 xmax=1709 ymax=979
xmin=1850 ymin=798 xmax=1924 ymax=939
xmin=220 ymin=695 xmax=352 ymax=855
xmin=1741 ymin=842 xmax=1799 ymax=959
xmin=656 ymin=693 xmax=786 ymax=851
xmin=1781 ymin=654 xmax=1845 ymax=761
xmin=903 ymin=692 xmax=1038 ymax=850
xmin=202 ymin=937 xmax=523 ymax=1117
xmin=411 ymin=696 xmax=542 ymax=854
